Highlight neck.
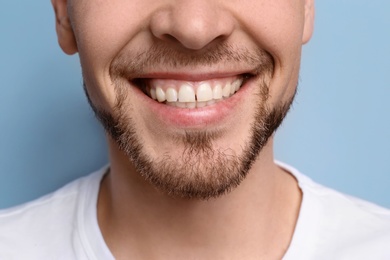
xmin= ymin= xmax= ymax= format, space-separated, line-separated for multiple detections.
xmin=98 ymin=137 xmax=301 ymax=259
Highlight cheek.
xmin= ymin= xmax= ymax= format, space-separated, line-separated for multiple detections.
xmin=71 ymin=2 xmax=153 ymax=108
xmin=244 ymin=6 xmax=305 ymax=65
xmin=74 ymin=11 xmax=135 ymax=73
xmin=235 ymin=2 xmax=305 ymax=105
xmin=73 ymin=1 xmax=149 ymax=59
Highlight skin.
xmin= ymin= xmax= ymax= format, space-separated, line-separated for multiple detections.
xmin=52 ymin=0 xmax=314 ymax=258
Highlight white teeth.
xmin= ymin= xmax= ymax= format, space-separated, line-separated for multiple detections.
xmin=196 ymin=82 xmax=213 ymax=102
xmin=213 ymin=84 xmax=223 ymax=100
xmin=176 ymin=102 xmax=186 ymax=108
xmin=148 ymin=77 xmax=244 ymax=108
xmin=233 ymin=78 xmax=242 ymax=92
xmin=179 ymin=84 xmax=195 ymax=102
xmin=178 ymin=84 xmax=196 ymax=102
xmin=166 ymin=88 xmax=178 ymax=102
xmin=207 ymin=100 xmax=216 ymax=106
xmin=150 ymin=88 xmax=157 ymax=100
xmin=230 ymin=82 xmax=236 ymax=95
xmin=196 ymin=101 xmax=207 ymax=108
xmin=186 ymin=102 xmax=196 ymax=109
xmin=156 ymin=87 xmax=166 ymax=102
xmin=222 ymin=83 xmax=231 ymax=98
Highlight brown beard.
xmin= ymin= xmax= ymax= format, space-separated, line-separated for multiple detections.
xmin=83 ymin=43 xmax=294 ymax=200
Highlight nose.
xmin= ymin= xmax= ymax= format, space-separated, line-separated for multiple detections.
xmin=150 ymin=0 xmax=235 ymax=50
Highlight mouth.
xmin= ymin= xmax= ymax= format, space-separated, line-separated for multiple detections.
xmin=132 ymin=73 xmax=253 ymax=109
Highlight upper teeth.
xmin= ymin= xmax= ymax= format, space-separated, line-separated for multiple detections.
xmin=147 ymin=78 xmax=243 ymax=108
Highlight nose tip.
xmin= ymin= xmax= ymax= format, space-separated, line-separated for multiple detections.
xmin=150 ymin=1 xmax=234 ymax=50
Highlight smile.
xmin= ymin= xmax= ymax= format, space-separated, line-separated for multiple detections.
xmin=134 ymin=74 xmax=251 ymax=109
xmin=128 ymin=73 xmax=257 ymax=128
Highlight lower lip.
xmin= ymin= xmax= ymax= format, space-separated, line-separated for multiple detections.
xmin=133 ymin=80 xmax=253 ymax=129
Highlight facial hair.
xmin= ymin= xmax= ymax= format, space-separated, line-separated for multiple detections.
xmin=84 ymin=43 xmax=294 ymax=200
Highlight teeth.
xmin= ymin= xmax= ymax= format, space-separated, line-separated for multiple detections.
xmin=222 ymin=83 xmax=231 ymax=98
xmin=166 ymin=88 xmax=178 ymax=102
xmin=178 ymin=84 xmax=196 ymax=102
xmin=186 ymin=102 xmax=196 ymax=109
xmin=230 ymin=82 xmax=236 ymax=95
xmin=233 ymin=78 xmax=243 ymax=92
xmin=213 ymin=84 xmax=223 ymax=100
xmin=148 ymin=77 xmax=244 ymax=107
xmin=176 ymin=102 xmax=186 ymax=108
xmin=156 ymin=87 xmax=166 ymax=102
xmin=207 ymin=100 xmax=216 ymax=106
xmin=196 ymin=82 xmax=213 ymax=102
xmin=150 ymin=88 xmax=157 ymax=100
xmin=197 ymin=101 xmax=207 ymax=108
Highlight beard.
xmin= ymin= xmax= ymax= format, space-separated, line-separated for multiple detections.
xmin=84 ymin=43 xmax=294 ymax=200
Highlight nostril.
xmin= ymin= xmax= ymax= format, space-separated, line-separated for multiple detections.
xmin=149 ymin=3 xmax=235 ymax=51
xmin=158 ymin=34 xmax=185 ymax=47
xmin=163 ymin=34 xmax=178 ymax=43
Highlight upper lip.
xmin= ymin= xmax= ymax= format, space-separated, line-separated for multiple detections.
xmin=131 ymin=71 xmax=254 ymax=91
xmin=127 ymin=68 xmax=258 ymax=82
xmin=110 ymin=46 xmax=274 ymax=82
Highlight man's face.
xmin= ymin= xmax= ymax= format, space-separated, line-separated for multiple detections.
xmin=54 ymin=0 xmax=314 ymax=199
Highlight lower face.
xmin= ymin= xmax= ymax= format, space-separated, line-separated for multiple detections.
xmin=74 ymin=2 xmax=304 ymax=200
xmin=84 ymin=44 xmax=295 ymax=200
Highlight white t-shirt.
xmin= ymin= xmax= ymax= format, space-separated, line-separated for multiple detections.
xmin=0 ymin=163 xmax=389 ymax=259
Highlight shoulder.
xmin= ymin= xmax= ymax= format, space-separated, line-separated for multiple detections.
xmin=0 ymin=167 xmax=106 ymax=258
xmin=278 ymin=162 xmax=390 ymax=259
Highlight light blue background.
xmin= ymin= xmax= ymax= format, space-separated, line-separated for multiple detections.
xmin=0 ymin=1 xmax=389 ymax=209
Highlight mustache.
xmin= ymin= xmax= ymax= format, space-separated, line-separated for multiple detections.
xmin=109 ymin=42 xmax=274 ymax=81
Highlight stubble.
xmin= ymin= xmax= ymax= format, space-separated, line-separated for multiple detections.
xmin=84 ymin=43 xmax=294 ymax=199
